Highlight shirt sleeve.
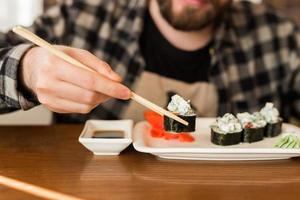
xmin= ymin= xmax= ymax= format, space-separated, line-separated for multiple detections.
xmin=0 ymin=1 xmax=71 ymax=113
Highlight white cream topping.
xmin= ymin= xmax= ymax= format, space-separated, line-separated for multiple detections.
xmin=212 ymin=113 xmax=242 ymax=134
xmin=167 ymin=94 xmax=194 ymax=115
xmin=237 ymin=112 xmax=267 ymax=128
xmin=252 ymin=112 xmax=268 ymax=127
xmin=260 ymin=102 xmax=280 ymax=123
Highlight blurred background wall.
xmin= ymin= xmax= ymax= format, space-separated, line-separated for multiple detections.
xmin=0 ymin=0 xmax=299 ymax=125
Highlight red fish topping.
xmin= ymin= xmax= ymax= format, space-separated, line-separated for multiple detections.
xmin=245 ymin=122 xmax=254 ymax=129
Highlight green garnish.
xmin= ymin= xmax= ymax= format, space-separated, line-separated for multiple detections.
xmin=274 ymin=133 xmax=300 ymax=148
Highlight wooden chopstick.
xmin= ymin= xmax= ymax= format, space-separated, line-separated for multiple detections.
xmin=12 ymin=26 xmax=188 ymax=126
xmin=0 ymin=175 xmax=84 ymax=200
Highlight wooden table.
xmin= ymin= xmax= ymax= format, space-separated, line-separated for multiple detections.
xmin=0 ymin=125 xmax=300 ymax=200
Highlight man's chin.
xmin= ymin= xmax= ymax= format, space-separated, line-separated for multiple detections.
xmin=168 ymin=9 xmax=216 ymax=31
xmin=170 ymin=20 xmax=214 ymax=32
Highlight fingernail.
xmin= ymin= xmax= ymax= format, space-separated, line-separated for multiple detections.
xmin=121 ymin=88 xmax=131 ymax=99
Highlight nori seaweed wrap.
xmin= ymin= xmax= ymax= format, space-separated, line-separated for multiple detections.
xmin=210 ymin=114 xmax=243 ymax=146
xmin=164 ymin=94 xmax=196 ymax=133
xmin=260 ymin=103 xmax=282 ymax=138
xmin=164 ymin=114 xmax=196 ymax=132
xmin=211 ymin=129 xmax=242 ymax=146
xmin=237 ymin=112 xmax=266 ymax=143
xmin=264 ymin=118 xmax=283 ymax=137
xmin=242 ymin=127 xmax=265 ymax=143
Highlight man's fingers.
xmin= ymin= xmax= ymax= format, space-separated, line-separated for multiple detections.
xmin=60 ymin=46 xmax=121 ymax=82
xmin=52 ymin=59 xmax=131 ymax=100
xmin=46 ymin=106 xmax=69 ymax=114
xmin=37 ymin=79 xmax=111 ymax=105
xmin=39 ymin=95 xmax=97 ymax=114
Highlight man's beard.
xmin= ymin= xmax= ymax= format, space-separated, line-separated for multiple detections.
xmin=156 ymin=0 xmax=232 ymax=31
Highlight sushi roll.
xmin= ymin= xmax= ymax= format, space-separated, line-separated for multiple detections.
xmin=260 ymin=103 xmax=282 ymax=137
xmin=210 ymin=113 xmax=243 ymax=146
xmin=237 ymin=112 xmax=266 ymax=143
xmin=164 ymin=94 xmax=196 ymax=133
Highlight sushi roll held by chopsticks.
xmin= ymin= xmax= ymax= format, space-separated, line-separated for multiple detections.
xmin=210 ymin=114 xmax=243 ymax=146
xmin=237 ymin=112 xmax=266 ymax=143
xmin=164 ymin=95 xmax=196 ymax=133
xmin=260 ymin=103 xmax=283 ymax=137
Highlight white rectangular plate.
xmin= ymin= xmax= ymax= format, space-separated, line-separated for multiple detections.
xmin=133 ymin=118 xmax=300 ymax=160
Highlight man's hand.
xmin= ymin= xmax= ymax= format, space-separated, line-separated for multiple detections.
xmin=20 ymin=45 xmax=131 ymax=114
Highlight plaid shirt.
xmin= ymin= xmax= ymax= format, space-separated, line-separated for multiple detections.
xmin=0 ymin=0 xmax=299 ymax=123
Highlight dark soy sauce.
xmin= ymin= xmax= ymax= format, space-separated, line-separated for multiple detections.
xmin=92 ymin=130 xmax=125 ymax=139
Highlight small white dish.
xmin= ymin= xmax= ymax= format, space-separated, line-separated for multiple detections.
xmin=79 ymin=120 xmax=133 ymax=155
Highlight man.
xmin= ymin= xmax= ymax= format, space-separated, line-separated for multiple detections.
xmin=0 ymin=0 xmax=299 ymax=123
